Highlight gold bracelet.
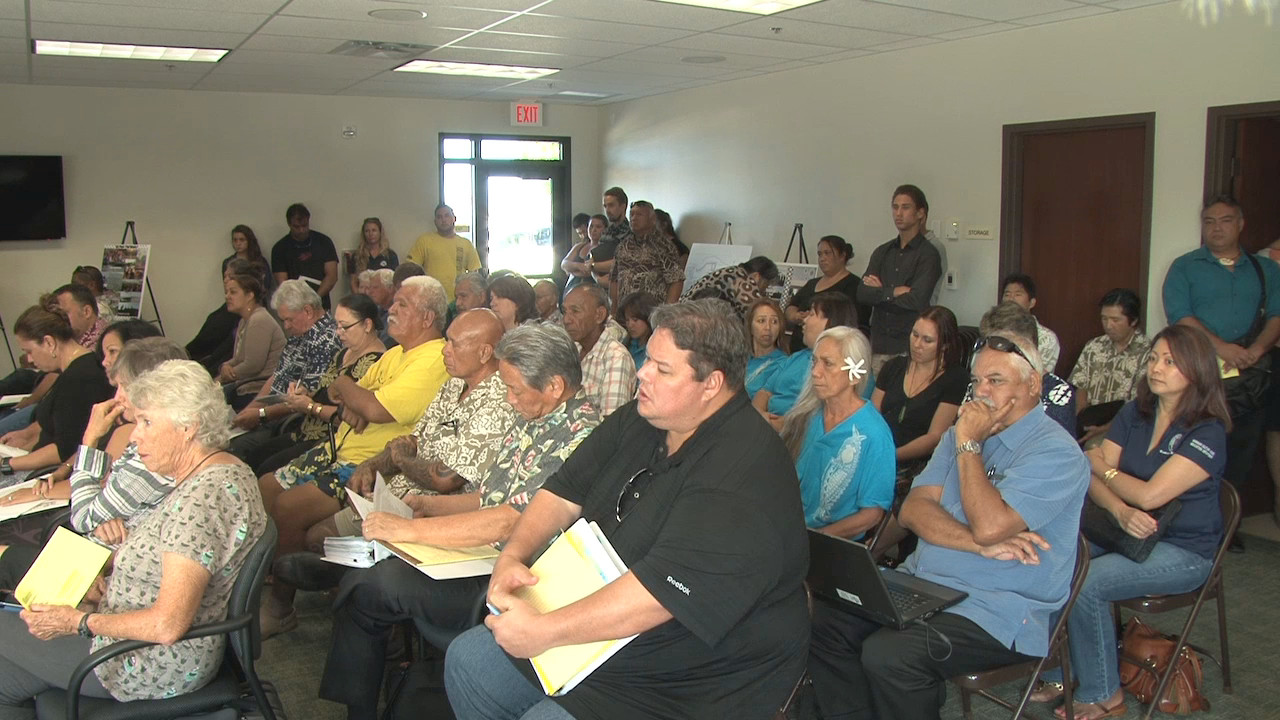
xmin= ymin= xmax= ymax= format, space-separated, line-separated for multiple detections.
xmin=1102 ymin=468 xmax=1119 ymax=487
xmin=307 ymin=402 xmax=315 ymax=416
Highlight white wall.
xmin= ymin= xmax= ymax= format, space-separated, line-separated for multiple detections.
xmin=602 ymin=3 xmax=1280 ymax=329
xmin=0 ymin=85 xmax=604 ymax=367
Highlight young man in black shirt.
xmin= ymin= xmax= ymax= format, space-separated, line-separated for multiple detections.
xmin=271 ymin=202 xmax=339 ymax=309
xmin=445 ymin=299 xmax=810 ymax=720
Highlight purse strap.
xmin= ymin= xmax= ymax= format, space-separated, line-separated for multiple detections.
xmin=1240 ymin=252 xmax=1268 ymax=346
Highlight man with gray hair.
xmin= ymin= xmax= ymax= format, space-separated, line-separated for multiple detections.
xmin=230 ymin=279 xmax=341 ymax=467
xmin=259 ymin=275 xmax=451 ymax=637
xmin=978 ymin=300 xmax=1078 ymax=436
xmin=358 ymin=268 xmax=396 ymax=346
xmin=446 ymin=299 xmax=809 ymax=720
xmin=562 ymin=284 xmax=635 ymax=416
xmin=319 ymin=322 xmax=601 ymax=719
xmin=809 ymin=331 xmax=1088 ymax=720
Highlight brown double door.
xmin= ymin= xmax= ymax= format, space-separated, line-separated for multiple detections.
xmin=1000 ymin=115 xmax=1153 ymax=377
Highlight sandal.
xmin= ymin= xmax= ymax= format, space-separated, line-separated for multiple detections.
xmin=1054 ymin=698 xmax=1127 ymax=720
xmin=1029 ymin=681 xmax=1065 ymax=703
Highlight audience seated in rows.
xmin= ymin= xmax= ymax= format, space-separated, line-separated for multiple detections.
xmin=488 ymin=272 xmax=540 ymax=332
xmin=782 ymin=325 xmax=895 ymax=541
xmin=446 ymin=300 xmax=808 ymax=720
xmin=745 ymin=297 xmax=789 ymax=398
xmin=979 ymin=301 xmax=1079 ymax=436
xmin=563 ymin=284 xmax=636 ymax=417
xmin=858 ymin=185 xmax=942 ymax=375
xmin=0 ymin=299 xmax=114 ymax=481
xmin=612 ymin=199 xmax=684 ymax=307
xmin=787 ymin=235 xmax=868 ymax=353
xmin=346 ymin=217 xmax=399 ymax=293
xmin=320 ymin=323 xmax=601 ymax=720
xmin=755 ymin=291 xmax=861 ymax=420
xmin=406 ymin=204 xmax=481 ymax=303
xmin=258 ymin=276 xmax=450 ymax=637
xmin=617 ymin=291 xmax=661 ymax=369
xmin=0 ymin=360 xmax=268 ymax=709
xmin=1031 ymin=324 xmax=1230 ymax=720
xmin=232 ymin=292 xmax=383 ymax=476
xmin=810 ymin=331 xmax=1089 ymax=720
xmin=1001 ymin=272 xmax=1061 ymax=374
xmin=1071 ymin=288 xmax=1151 ymax=445
xmin=218 ymin=273 xmax=286 ymax=411
xmin=273 ymin=203 xmax=339 ymax=310
xmin=680 ymin=256 xmax=780 ymax=319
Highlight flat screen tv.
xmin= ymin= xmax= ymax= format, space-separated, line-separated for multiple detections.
xmin=0 ymin=155 xmax=67 ymax=241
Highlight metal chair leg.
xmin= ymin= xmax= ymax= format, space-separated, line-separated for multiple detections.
xmin=1217 ymin=578 xmax=1231 ymax=694
xmin=960 ymin=686 xmax=973 ymax=720
xmin=1060 ymin=633 xmax=1075 ymax=720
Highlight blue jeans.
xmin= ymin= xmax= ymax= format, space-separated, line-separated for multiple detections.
xmin=1045 ymin=541 xmax=1212 ymax=704
xmin=0 ymin=406 xmax=35 ymax=437
xmin=445 ymin=625 xmax=575 ymax=720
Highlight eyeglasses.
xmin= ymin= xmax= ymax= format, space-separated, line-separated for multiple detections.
xmin=336 ymin=321 xmax=362 ymax=332
xmin=972 ymin=335 xmax=1035 ymax=370
xmin=615 ymin=467 xmax=653 ymax=523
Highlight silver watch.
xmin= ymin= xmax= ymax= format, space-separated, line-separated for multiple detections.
xmin=957 ymin=439 xmax=982 ymax=455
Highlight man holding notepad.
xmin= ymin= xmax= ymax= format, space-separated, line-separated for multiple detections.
xmin=446 ymin=300 xmax=810 ymax=720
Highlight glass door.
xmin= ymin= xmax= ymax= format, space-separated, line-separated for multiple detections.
xmin=480 ymin=170 xmax=557 ymax=277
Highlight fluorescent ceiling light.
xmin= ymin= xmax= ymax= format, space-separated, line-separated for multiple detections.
xmin=556 ymin=90 xmax=611 ymax=98
xmin=649 ymin=0 xmax=826 ymax=14
xmin=394 ymin=60 xmax=558 ymax=79
xmin=34 ymin=39 xmax=227 ymax=62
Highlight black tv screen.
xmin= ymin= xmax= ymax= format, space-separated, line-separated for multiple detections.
xmin=0 ymin=155 xmax=67 ymax=241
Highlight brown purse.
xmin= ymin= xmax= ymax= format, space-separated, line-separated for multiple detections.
xmin=1118 ymin=617 xmax=1209 ymax=714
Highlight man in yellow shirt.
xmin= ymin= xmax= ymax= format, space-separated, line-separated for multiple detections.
xmin=258 ymin=275 xmax=451 ymax=636
xmin=407 ymin=204 xmax=482 ymax=302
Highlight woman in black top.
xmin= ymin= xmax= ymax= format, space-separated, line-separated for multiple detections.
xmin=786 ymin=235 xmax=870 ymax=351
xmin=0 ymin=301 xmax=113 ymax=479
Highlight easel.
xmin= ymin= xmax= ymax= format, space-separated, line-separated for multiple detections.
xmin=119 ymin=221 xmax=166 ymax=335
xmin=784 ymin=222 xmax=808 ymax=263
xmin=0 ymin=312 xmax=15 ymax=369
xmin=718 ymin=221 xmax=733 ymax=245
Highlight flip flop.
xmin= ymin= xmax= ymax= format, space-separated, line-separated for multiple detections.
xmin=1054 ymin=698 xmax=1127 ymax=720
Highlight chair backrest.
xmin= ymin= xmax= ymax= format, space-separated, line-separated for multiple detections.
xmin=1046 ymin=533 xmax=1091 ymax=656
xmin=227 ymin=520 xmax=277 ymax=666
xmin=1206 ymin=482 xmax=1241 ymax=584
xmin=958 ymin=326 xmax=982 ymax=368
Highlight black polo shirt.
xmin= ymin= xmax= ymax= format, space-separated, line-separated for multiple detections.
xmin=271 ymin=231 xmax=338 ymax=308
xmin=35 ymin=352 xmax=114 ymax=461
xmin=512 ymin=393 xmax=809 ymax=720
xmin=856 ymin=233 xmax=943 ymax=355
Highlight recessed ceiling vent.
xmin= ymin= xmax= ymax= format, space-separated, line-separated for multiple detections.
xmin=329 ymin=40 xmax=434 ymax=59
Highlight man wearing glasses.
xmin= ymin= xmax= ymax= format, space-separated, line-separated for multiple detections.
xmin=446 ymin=299 xmax=809 ymax=720
xmin=809 ymin=331 xmax=1089 ymax=720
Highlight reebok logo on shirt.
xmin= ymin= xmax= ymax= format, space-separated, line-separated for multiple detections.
xmin=666 ymin=575 xmax=691 ymax=596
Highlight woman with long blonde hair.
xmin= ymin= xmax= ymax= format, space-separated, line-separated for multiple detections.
xmin=347 ymin=217 xmax=399 ymax=292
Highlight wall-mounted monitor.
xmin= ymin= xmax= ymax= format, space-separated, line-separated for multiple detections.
xmin=0 ymin=155 xmax=67 ymax=241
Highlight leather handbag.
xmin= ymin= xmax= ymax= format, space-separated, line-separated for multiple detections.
xmin=1081 ymin=497 xmax=1181 ymax=563
xmin=1119 ymin=617 xmax=1209 ymax=714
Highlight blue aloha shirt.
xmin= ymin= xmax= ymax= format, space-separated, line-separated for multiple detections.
xmin=269 ymin=314 xmax=342 ymax=394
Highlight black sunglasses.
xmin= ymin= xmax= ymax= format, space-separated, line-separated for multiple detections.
xmin=972 ymin=336 xmax=1035 ymax=370
xmin=615 ymin=467 xmax=653 ymax=523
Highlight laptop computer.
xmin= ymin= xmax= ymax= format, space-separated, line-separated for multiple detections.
xmin=807 ymin=530 xmax=968 ymax=630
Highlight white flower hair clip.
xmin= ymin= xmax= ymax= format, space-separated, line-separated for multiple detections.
xmin=841 ymin=356 xmax=868 ymax=383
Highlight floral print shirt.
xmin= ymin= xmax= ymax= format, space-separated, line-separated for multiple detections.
xmin=479 ymin=390 xmax=601 ymax=510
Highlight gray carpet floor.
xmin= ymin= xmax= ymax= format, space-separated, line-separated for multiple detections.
xmin=259 ymin=528 xmax=1280 ymax=720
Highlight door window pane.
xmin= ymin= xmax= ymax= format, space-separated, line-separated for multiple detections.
xmin=442 ymin=163 xmax=475 ymax=240
xmin=480 ymin=139 xmax=562 ymax=161
xmin=486 ymin=175 xmax=553 ymax=276
xmin=442 ymin=137 xmax=474 ymax=160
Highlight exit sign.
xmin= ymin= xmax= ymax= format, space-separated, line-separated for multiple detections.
xmin=511 ymin=101 xmax=543 ymax=127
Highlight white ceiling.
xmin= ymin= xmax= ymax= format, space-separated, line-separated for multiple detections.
xmin=0 ymin=0 xmax=1176 ymax=105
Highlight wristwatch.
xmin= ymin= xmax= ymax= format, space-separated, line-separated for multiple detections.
xmin=78 ymin=612 xmax=95 ymax=638
xmin=956 ymin=439 xmax=982 ymax=456
xmin=0 ymin=457 xmax=11 ymax=474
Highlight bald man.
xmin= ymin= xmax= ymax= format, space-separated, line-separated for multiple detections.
xmin=563 ymin=284 xmax=636 ymax=416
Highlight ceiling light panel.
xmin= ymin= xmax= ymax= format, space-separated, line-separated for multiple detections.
xmin=647 ymin=0 xmax=827 ymax=14
xmin=33 ymin=39 xmax=227 ymax=61
xmin=394 ymin=59 xmax=559 ymax=79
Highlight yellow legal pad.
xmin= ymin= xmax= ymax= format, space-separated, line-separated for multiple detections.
xmin=15 ymin=527 xmax=112 ymax=608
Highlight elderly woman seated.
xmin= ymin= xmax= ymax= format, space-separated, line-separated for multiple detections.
xmin=0 ymin=360 xmax=267 ymax=711
xmin=0 ymin=336 xmax=187 ymax=589
xmin=780 ymin=326 xmax=895 ymax=541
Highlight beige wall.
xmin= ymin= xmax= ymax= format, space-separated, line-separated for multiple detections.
xmin=0 ymin=85 xmax=604 ymax=367
xmin=601 ymin=3 xmax=1280 ymax=331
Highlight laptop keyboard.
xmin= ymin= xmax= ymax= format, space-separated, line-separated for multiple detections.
xmin=887 ymin=586 xmax=932 ymax=616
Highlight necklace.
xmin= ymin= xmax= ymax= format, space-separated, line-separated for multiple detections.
xmin=177 ymin=449 xmax=223 ymax=485
xmin=1218 ymin=256 xmax=1237 ymax=267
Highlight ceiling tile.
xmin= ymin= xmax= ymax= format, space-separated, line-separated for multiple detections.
xmin=0 ymin=36 xmax=25 ymax=52
xmin=459 ymin=31 xmax=644 ymax=58
xmin=0 ymin=19 xmax=25 ymax=37
xmin=49 ymin=0 xmax=284 ymax=10
xmin=256 ymin=15 xmax=471 ymax=45
xmin=539 ymin=67 xmax=688 ymax=90
xmin=714 ymin=17 xmax=915 ymax=49
xmin=0 ymin=0 xmax=24 ymax=20
xmin=280 ymin=0 xmax=513 ymax=29
xmin=339 ymin=81 xmax=478 ymax=98
xmin=32 ymin=0 xmax=267 ymax=32
xmin=572 ymin=56 xmax=734 ymax=79
xmin=423 ymin=45 xmax=597 ymax=69
xmin=194 ymin=74 xmax=354 ymax=93
xmin=660 ymin=32 xmax=846 ymax=60
xmin=236 ymin=34 xmax=340 ymax=53
xmin=779 ymin=1 xmax=990 ymax=35
xmin=30 ymin=22 xmax=248 ymax=48
xmin=812 ymin=48 xmax=879 ymax=62
xmin=381 ymin=0 xmax=548 ymax=11
xmin=873 ymin=0 xmax=1088 ymax=22
xmin=863 ymin=36 xmax=944 ymax=51
xmin=1101 ymin=0 xmax=1174 ymax=8
xmin=484 ymin=13 xmax=698 ymax=44
xmin=218 ymin=48 xmax=399 ymax=72
xmin=32 ymin=53 xmax=211 ymax=74
xmin=1009 ymin=5 xmax=1112 ymax=24
xmin=932 ymin=21 xmax=1020 ymax=39
xmin=610 ymin=45 xmax=788 ymax=69
xmin=32 ymin=74 xmax=199 ymax=89
xmin=532 ymin=0 xmax=750 ymax=31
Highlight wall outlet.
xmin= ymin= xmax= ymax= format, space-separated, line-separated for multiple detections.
xmin=945 ymin=270 xmax=958 ymax=291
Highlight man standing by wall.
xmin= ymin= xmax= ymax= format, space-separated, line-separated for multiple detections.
xmin=272 ymin=203 xmax=339 ymax=310
xmin=407 ymin=204 xmax=482 ymax=303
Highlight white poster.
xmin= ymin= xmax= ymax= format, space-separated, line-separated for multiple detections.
xmin=684 ymin=243 xmax=752 ymax=287
xmin=101 ymin=244 xmax=150 ymax=319
xmin=771 ymin=262 xmax=821 ymax=307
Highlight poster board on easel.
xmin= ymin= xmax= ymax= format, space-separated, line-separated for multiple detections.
xmin=770 ymin=262 xmax=821 ymax=308
xmin=684 ymin=243 xmax=752 ymax=287
xmin=101 ymin=244 xmax=151 ymax=320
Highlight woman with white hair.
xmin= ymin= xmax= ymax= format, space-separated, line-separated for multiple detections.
xmin=780 ymin=326 xmax=896 ymax=541
xmin=0 ymin=360 xmax=267 ymax=708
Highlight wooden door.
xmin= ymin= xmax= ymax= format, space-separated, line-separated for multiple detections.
xmin=1233 ymin=117 xmax=1280 ymax=253
xmin=1001 ymin=115 xmax=1153 ymax=377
